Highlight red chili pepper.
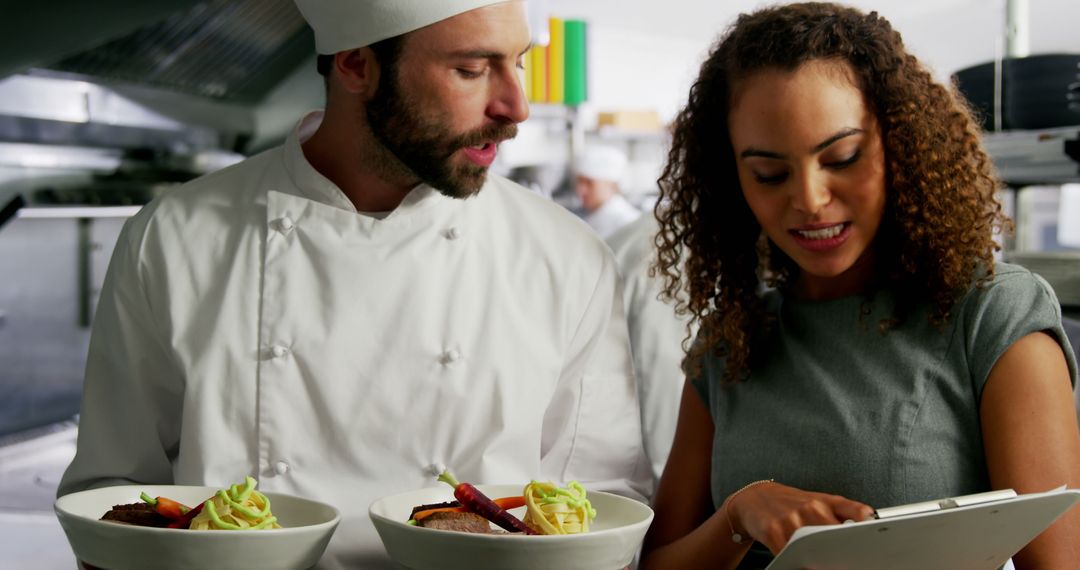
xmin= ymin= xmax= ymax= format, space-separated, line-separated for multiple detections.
xmin=437 ymin=471 xmax=536 ymax=534
xmin=166 ymin=500 xmax=207 ymax=529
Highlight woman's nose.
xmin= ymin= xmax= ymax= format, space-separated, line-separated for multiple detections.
xmin=790 ymin=172 xmax=831 ymax=215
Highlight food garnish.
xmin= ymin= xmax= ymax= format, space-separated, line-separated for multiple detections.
xmin=437 ymin=470 xmax=536 ymax=534
xmin=523 ymin=480 xmax=596 ymax=535
xmin=188 ymin=476 xmax=281 ymax=530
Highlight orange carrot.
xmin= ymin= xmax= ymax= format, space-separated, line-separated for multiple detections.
xmin=437 ymin=471 xmax=535 ymax=534
xmin=412 ymin=496 xmax=526 ymax=522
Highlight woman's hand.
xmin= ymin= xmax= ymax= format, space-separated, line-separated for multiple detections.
xmin=727 ymin=482 xmax=874 ymax=554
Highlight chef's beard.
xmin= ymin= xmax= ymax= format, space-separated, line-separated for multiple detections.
xmin=365 ymin=75 xmax=518 ymax=199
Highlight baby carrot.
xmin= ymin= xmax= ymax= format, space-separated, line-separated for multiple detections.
xmin=437 ymin=471 xmax=536 ymax=534
xmin=412 ymin=496 xmax=526 ymax=522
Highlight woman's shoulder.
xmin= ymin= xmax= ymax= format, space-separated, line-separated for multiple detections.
xmin=953 ymin=261 xmax=1073 ymax=387
xmin=957 ymin=261 xmax=1060 ymax=316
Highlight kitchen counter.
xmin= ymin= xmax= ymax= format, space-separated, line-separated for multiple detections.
xmin=0 ymin=421 xmax=78 ymax=569
xmin=0 ymin=511 xmax=76 ymax=569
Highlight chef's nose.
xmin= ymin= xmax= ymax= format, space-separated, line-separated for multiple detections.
xmin=790 ymin=171 xmax=831 ymax=215
xmin=488 ymin=67 xmax=529 ymax=124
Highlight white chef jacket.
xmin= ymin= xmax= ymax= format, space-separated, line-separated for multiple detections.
xmin=59 ymin=112 xmax=653 ymax=564
xmin=585 ymin=193 xmax=641 ymax=240
xmin=605 ymin=214 xmax=691 ymax=483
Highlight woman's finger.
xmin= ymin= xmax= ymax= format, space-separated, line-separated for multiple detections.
xmin=825 ymin=495 xmax=875 ymax=523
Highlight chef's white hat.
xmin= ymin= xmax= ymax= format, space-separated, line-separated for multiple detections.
xmin=576 ymin=145 xmax=629 ymax=184
xmin=294 ymin=0 xmax=515 ymax=55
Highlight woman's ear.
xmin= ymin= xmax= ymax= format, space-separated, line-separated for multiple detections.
xmin=332 ymin=47 xmax=381 ymax=100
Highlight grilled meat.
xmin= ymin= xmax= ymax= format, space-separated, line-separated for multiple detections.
xmin=100 ymin=502 xmax=171 ymax=528
xmin=414 ymin=511 xmax=493 ymax=534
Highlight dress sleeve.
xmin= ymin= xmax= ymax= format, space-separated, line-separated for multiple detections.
xmin=961 ymin=266 xmax=1079 ymax=401
xmin=57 ymin=211 xmax=184 ymax=497
xmin=539 ymin=246 xmax=654 ymax=502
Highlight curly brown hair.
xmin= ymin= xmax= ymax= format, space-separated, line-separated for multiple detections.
xmin=653 ymin=2 xmax=1010 ymax=383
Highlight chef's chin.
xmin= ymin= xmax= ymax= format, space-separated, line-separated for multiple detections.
xmin=431 ymin=165 xmax=488 ymax=200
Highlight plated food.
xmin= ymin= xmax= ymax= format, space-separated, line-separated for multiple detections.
xmin=371 ymin=480 xmax=654 ymax=570
xmin=100 ymin=476 xmax=281 ymax=530
xmin=408 ymin=471 xmax=597 ymax=537
xmin=56 ymin=483 xmax=339 ymax=570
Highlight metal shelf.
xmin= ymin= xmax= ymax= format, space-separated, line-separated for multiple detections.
xmin=982 ymin=126 xmax=1080 ymax=185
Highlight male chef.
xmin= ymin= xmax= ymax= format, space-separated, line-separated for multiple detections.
xmin=59 ymin=0 xmax=653 ymax=563
xmin=574 ymin=144 xmax=641 ymax=239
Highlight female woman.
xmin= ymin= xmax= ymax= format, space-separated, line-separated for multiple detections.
xmin=640 ymin=3 xmax=1080 ymax=569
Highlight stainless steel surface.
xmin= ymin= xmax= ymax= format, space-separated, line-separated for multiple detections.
xmin=1007 ymin=251 xmax=1080 ymax=308
xmin=983 ymin=127 xmax=1080 ymax=185
xmin=1 ymin=0 xmax=321 ymax=156
xmin=1005 ymin=0 xmax=1030 ymax=59
xmin=0 ymin=214 xmax=127 ymax=436
xmin=0 ymin=0 xmax=201 ymax=80
xmin=45 ymin=0 xmax=310 ymax=103
xmin=0 ymin=72 xmax=250 ymax=131
xmin=0 ymin=421 xmax=78 ymax=570
xmin=2 ymin=0 xmax=311 ymax=104
xmin=17 ymin=206 xmax=143 ymax=219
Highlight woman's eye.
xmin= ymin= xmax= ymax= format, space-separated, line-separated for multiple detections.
xmin=826 ymin=150 xmax=861 ymax=169
xmin=754 ymin=172 xmax=788 ymax=185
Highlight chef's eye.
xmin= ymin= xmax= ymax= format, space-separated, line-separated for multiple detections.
xmin=457 ymin=67 xmax=486 ymax=79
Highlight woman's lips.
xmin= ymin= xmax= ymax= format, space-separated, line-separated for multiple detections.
xmin=461 ymin=143 xmax=497 ymax=167
xmin=789 ymin=222 xmax=852 ymax=252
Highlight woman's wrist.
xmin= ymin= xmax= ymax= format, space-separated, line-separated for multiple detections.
xmin=721 ymin=479 xmax=774 ymax=544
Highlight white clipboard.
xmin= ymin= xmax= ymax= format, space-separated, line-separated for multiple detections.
xmin=765 ymin=488 xmax=1080 ymax=570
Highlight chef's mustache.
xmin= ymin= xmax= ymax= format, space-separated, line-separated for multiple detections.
xmin=451 ymin=122 xmax=519 ymax=152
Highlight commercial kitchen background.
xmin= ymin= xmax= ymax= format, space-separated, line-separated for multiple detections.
xmin=1 ymin=0 xmax=1078 ymax=567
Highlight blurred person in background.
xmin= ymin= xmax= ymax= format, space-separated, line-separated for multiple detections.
xmin=640 ymin=3 xmax=1080 ymax=569
xmin=58 ymin=0 xmax=653 ymax=564
xmin=575 ymin=144 xmax=641 ymax=239
xmin=607 ymin=212 xmax=693 ymax=484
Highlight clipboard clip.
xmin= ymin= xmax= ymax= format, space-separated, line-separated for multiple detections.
xmin=873 ymin=489 xmax=1018 ymax=519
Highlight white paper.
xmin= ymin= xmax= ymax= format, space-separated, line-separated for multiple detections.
xmin=768 ymin=488 xmax=1080 ymax=570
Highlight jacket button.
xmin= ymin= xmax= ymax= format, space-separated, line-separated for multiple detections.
xmin=441 ymin=349 xmax=461 ymax=364
xmin=274 ymin=461 xmax=290 ymax=475
xmin=444 ymin=227 xmax=460 ymax=240
xmin=275 ymin=216 xmax=295 ymax=233
xmin=271 ymin=345 xmax=290 ymax=358
xmin=426 ymin=462 xmax=446 ymax=477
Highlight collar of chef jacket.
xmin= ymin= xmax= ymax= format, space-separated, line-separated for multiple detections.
xmin=282 ymin=110 xmax=440 ymax=219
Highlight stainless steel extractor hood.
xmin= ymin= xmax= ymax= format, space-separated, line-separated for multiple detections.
xmin=0 ymin=0 xmax=321 ymax=155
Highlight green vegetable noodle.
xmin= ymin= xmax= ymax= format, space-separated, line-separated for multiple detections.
xmin=189 ymin=476 xmax=282 ymax=530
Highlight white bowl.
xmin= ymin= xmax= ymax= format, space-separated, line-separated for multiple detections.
xmin=369 ymin=483 xmax=654 ymax=570
xmin=55 ymin=484 xmax=340 ymax=570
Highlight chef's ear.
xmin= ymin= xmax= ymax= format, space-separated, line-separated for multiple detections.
xmin=332 ymin=47 xmax=381 ymax=100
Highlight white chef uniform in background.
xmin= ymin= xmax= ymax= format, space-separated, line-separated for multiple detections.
xmin=58 ymin=0 xmax=653 ymax=564
xmin=575 ymin=145 xmax=641 ymax=239
xmin=606 ymin=214 xmax=691 ymax=483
